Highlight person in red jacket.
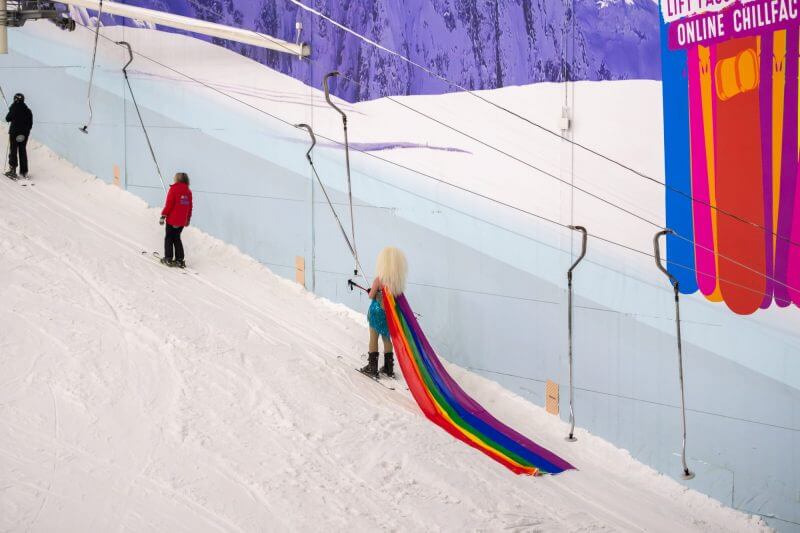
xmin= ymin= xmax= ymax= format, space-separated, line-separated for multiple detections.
xmin=159 ymin=172 xmax=193 ymax=268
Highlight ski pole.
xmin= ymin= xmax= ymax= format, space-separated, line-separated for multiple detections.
xmin=2 ymin=133 xmax=8 ymax=176
xmin=654 ymin=229 xmax=695 ymax=481
xmin=348 ymin=279 xmax=369 ymax=293
xmin=0 ymin=85 xmax=8 ymax=174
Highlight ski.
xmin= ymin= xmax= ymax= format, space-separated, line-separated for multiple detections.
xmin=343 ymin=355 xmax=396 ymax=390
xmin=3 ymin=172 xmax=32 ymax=185
xmin=151 ymin=251 xmax=184 ymax=269
xmin=141 ymin=251 xmax=196 ymax=275
xmin=356 ymin=368 xmax=395 ymax=390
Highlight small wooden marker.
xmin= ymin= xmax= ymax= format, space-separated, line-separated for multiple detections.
xmin=295 ymin=256 xmax=305 ymax=287
xmin=545 ymin=380 xmax=559 ymax=415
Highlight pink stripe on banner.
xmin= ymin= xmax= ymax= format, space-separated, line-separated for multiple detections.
xmin=688 ymin=46 xmax=717 ymax=295
xmin=759 ymin=32 xmax=775 ymax=308
xmin=788 ymin=164 xmax=800 ymax=306
xmin=774 ymin=28 xmax=799 ymax=307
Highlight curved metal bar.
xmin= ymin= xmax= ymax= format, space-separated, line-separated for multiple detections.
xmin=568 ymin=225 xmax=588 ymax=275
xmin=117 ymin=39 xmax=133 ymax=72
xmin=654 ymin=229 xmax=678 ymax=287
xmin=654 ymin=229 xmax=695 ymax=480
xmin=322 ymin=71 xmax=347 ymax=122
xmin=295 ymin=122 xmax=316 ymax=162
xmin=566 ymin=225 xmax=587 ymax=442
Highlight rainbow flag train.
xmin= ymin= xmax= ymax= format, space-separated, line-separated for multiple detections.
xmin=382 ymin=290 xmax=575 ymax=476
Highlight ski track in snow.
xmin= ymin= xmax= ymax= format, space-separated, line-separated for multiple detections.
xmin=0 ymin=143 xmax=770 ymax=532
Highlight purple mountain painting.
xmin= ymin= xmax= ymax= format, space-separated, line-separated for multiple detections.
xmin=116 ymin=0 xmax=660 ymax=102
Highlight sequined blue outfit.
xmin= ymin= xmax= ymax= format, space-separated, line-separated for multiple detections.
xmin=367 ymin=297 xmax=389 ymax=336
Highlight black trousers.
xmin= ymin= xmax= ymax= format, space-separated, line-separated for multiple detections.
xmin=164 ymin=224 xmax=185 ymax=261
xmin=8 ymin=134 xmax=28 ymax=175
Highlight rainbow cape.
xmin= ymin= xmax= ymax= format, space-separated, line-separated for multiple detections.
xmin=382 ymin=289 xmax=575 ymax=476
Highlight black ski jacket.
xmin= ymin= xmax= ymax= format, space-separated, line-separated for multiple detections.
xmin=6 ymin=101 xmax=33 ymax=137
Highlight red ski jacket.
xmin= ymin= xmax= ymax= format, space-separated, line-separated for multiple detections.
xmin=161 ymin=182 xmax=193 ymax=227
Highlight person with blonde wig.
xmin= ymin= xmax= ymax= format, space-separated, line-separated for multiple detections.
xmin=360 ymin=247 xmax=408 ymax=378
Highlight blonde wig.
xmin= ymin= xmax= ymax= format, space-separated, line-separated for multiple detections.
xmin=376 ymin=247 xmax=408 ymax=295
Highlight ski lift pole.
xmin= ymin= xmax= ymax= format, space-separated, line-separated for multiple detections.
xmin=80 ymin=0 xmax=104 ymax=133
xmin=0 ymin=85 xmax=8 ymax=174
xmin=322 ymin=71 xmax=359 ymax=277
xmin=0 ymin=0 xmax=7 ymax=55
xmin=565 ymin=225 xmax=587 ymax=442
xmin=295 ymin=123 xmax=368 ymax=287
xmin=654 ymin=229 xmax=695 ymax=480
xmin=116 ymin=40 xmax=166 ymax=191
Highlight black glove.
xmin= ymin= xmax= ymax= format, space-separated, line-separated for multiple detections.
xmin=159 ymin=215 xmax=166 ymax=226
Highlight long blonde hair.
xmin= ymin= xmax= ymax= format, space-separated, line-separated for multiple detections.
xmin=376 ymin=247 xmax=408 ymax=295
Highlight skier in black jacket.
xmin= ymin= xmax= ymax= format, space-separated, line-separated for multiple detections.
xmin=5 ymin=93 xmax=33 ymax=178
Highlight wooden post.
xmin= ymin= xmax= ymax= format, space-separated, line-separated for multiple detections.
xmin=295 ymin=256 xmax=305 ymax=287
xmin=545 ymin=380 xmax=560 ymax=415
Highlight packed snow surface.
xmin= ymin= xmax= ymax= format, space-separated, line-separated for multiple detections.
xmin=0 ymin=143 xmax=768 ymax=531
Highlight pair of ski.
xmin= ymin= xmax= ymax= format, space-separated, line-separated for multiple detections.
xmin=338 ymin=355 xmax=397 ymax=390
xmin=141 ymin=251 xmax=195 ymax=275
xmin=4 ymin=170 xmax=32 ymax=185
xmin=353 ymin=356 xmax=398 ymax=390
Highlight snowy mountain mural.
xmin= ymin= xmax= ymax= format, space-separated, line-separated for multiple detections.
xmin=116 ymin=0 xmax=661 ymax=101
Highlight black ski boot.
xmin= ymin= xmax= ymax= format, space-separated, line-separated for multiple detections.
xmin=381 ymin=352 xmax=395 ymax=378
xmin=360 ymin=352 xmax=379 ymax=378
xmin=175 ymin=259 xmax=186 ymax=269
xmin=160 ymin=257 xmax=174 ymax=267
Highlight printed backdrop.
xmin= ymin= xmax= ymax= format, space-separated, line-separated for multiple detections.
xmin=661 ymin=0 xmax=800 ymax=314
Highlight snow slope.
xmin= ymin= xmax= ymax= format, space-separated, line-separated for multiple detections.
xmin=0 ymin=142 xmax=769 ymax=531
